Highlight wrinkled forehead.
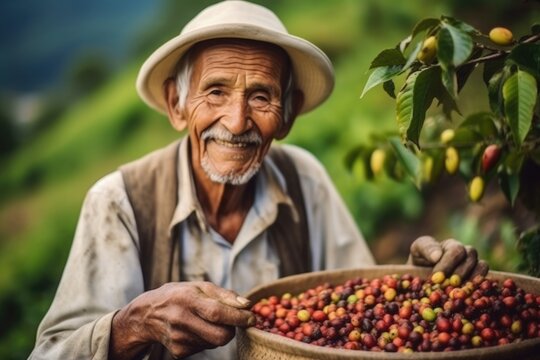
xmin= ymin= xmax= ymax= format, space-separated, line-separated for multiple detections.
xmin=190 ymin=38 xmax=289 ymax=64
xmin=186 ymin=38 xmax=291 ymax=82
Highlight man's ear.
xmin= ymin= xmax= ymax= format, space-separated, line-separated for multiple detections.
xmin=164 ymin=78 xmax=187 ymax=132
xmin=275 ymin=89 xmax=304 ymax=140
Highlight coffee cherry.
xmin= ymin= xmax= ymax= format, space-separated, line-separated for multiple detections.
xmin=471 ymin=335 xmax=483 ymax=347
xmin=469 ymin=176 xmax=485 ymax=202
xmin=445 ymin=147 xmax=460 ymax=174
xmin=482 ymin=144 xmax=501 ymax=173
xmin=421 ymin=308 xmax=436 ymax=322
xmin=348 ymin=329 xmax=362 ymax=342
xmin=417 ymin=36 xmax=437 ymax=64
xmin=511 ymin=320 xmax=523 ymax=334
xmin=481 ymin=328 xmax=496 ymax=342
xmin=361 ymin=333 xmax=375 ymax=348
xmin=431 ymin=271 xmax=446 ymax=285
xmin=436 ymin=317 xmax=452 ymax=332
xmin=312 ymin=310 xmax=327 ymax=322
xmin=370 ymin=149 xmax=386 ymax=176
xmin=297 ymin=309 xmax=311 ymax=322
xmin=489 ymin=27 xmax=514 ymax=46
xmin=449 ymin=274 xmax=462 ymax=287
xmin=440 ymin=129 xmax=455 ymax=144
xmin=384 ymin=288 xmax=397 ymax=301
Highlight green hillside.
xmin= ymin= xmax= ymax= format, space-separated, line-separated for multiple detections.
xmin=1 ymin=1 xmax=536 ymax=358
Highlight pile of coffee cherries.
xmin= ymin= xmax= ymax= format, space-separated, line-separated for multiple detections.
xmin=251 ymin=272 xmax=540 ymax=352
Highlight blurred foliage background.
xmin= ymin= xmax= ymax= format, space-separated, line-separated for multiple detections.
xmin=0 ymin=0 xmax=538 ymax=358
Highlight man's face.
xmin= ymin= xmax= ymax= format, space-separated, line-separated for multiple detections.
xmin=183 ymin=40 xmax=289 ymax=185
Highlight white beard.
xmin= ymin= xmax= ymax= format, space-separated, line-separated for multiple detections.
xmin=200 ymin=155 xmax=261 ymax=185
xmin=200 ymin=125 xmax=263 ymax=185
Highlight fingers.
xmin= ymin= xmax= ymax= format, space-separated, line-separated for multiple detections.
xmin=195 ymin=282 xmax=255 ymax=328
xmin=198 ymin=282 xmax=251 ymax=309
xmin=452 ymin=246 xmax=478 ymax=279
xmin=409 ymin=236 xmax=443 ymax=266
xmin=469 ymin=260 xmax=489 ymax=278
xmin=164 ymin=325 xmax=234 ymax=358
xmin=432 ymin=239 xmax=467 ymax=275
xmin=194 ymin=289 xmax=254 ymax=328
xmin=409 ymin=236 xmax=489 ymax=281
xmin=153 ymin=282 xmax=253 ymax=358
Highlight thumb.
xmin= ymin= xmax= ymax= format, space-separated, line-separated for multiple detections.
xmin=410 ymin=236 xmax=443 ymax=265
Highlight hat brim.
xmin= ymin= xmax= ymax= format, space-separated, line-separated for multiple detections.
xmin=136 ymin=23 xmax=334 ymax=116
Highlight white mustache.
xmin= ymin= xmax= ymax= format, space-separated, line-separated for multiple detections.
xmin=201 ymin=126 xmax=262 ymax=145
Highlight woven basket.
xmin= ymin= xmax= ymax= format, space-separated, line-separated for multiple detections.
xmin=237 ymin=265 xmax=540 ymax=359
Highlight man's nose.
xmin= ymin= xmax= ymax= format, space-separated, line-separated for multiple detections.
xmin=221 ymin=96 xmax=252 ymax=134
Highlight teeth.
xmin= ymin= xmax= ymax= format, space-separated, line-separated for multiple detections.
xmin=213 ymin=139 xmax=251 ymax=148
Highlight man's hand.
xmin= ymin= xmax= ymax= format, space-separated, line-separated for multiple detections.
xmin=407 ymin=236 xmax=489 ymax=279
xmin=109 ymin=281 xmax=255 ymax=360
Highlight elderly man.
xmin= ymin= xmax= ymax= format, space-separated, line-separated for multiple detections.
xmin=30 ymin=1 xmax=487 ymax=359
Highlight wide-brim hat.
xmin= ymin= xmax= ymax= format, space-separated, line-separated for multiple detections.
xmin=136 ymin=0 xmax=334 ymax=116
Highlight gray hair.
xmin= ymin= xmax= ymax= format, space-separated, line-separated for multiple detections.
xmin=174 ymin=48 xmax=295 ymax=124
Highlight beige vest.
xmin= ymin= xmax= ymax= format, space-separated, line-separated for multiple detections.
xmin=119 ymin=140 xmax=311 ymax=359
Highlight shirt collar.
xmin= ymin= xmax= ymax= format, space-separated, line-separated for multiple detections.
xmin=168 ymin=138 xmax=299 ymax=233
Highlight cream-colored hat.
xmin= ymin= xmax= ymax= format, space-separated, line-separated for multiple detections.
xmin=136 ymin=0 xmax=334 ymax=116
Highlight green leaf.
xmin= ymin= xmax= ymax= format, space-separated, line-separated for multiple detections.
xmin=396 ymin=67 xmax=438 ymax=145
xmin=483 ymin=57 xmax=506 ymax=86
xmin=441 ymin=66 xmax=457 ymax=99
xmin=498 ymin=150 xmax=524 ymax=206
xmin=441 ymin=16 xmax=479 ymax=34
xmin=503 ymin=70 xmax=538 ymax=145
xmin=487 ymin=69 xmax=508 ymax=116
xmin=518 ymin=226 xmax=540 ymax=277
xmin=399 ymin=35 xmax=413 ymax=53
xmin=498 ymin=169 xmax=520 ymax=206
xmin=344 ymin=145 xmax=366 ymax=171
xmin=437 ymin=23 xmax=474 ymax=69
xmin=389 ymin=137 xmax=421 ymax=187
xmin=361 ymin=65 xmax=402 ymax=98
xmin=452 ymin=127 xmax=483 ymax=146
xmin=411 ymin=18 xmax=440 ymax=39
xmin=457 ymin=48 xmax=482 ymax=91
xmin=507 ymin=43 xmax=540 ymax=79
xmin=400 ymin=41 xmax=423 ymax=74
xmin=432 ymin=76 xmax=460 ymax=117
xmin=458 ymin=112 xmax=499 ymax=139
xmin=383 ymin=80 xmax=396 ymax=98
xmin=369 ymin=48 xmax=406 ymax=69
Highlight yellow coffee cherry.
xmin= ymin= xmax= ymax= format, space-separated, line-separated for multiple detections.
xmin=445 ymin=147 xmax=459 ymax=175
xmin=422 ymin=156 xmax=434 ymax=183
xmin=469 ymin=176 xmax=485 ymax=202
xmin=449 ymin=274 xmax=462 ymax=287
xmin=440 ymin=129 xmax=455 ymax=144
xmin=417 ymin=36 xmax=437 ymax=64
xmin=489 ymin=27 xmax=514 ymax=46
xmin=370 ymin=149 xmax=386 ymax=176
xmin=431 ymin=271 xmax=446 ymax=284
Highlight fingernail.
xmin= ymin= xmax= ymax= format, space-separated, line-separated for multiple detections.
xmin=247 ymin=315 xmax=256 ymax=327
xmin=236 ymin=296 xmax=251 ymax=306
xmin=430 ymin=249 xmax=442 ymax=262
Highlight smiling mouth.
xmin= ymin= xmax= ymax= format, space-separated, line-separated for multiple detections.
xmin=213 ymin=138 xmax=253 ymax=148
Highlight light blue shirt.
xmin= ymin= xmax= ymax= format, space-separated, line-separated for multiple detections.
xmin=30 ymin=137 xmax=375 ymax=360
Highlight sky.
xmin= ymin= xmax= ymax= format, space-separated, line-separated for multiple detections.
xmin=0 ymin=0 xmax=162 ymax=94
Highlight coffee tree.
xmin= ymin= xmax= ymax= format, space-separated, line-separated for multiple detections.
xmin=352 ymin=16 xmax=540 ymax=276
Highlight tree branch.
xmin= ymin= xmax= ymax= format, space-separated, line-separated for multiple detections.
xmin=459 ymin=33 xmax=540 ymax=68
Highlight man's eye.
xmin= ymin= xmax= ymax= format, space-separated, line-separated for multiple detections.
xmin=209 ymin=89 xmax=223 ymax=96
xmin=251 ymin=94 xmax=270 ymax=104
